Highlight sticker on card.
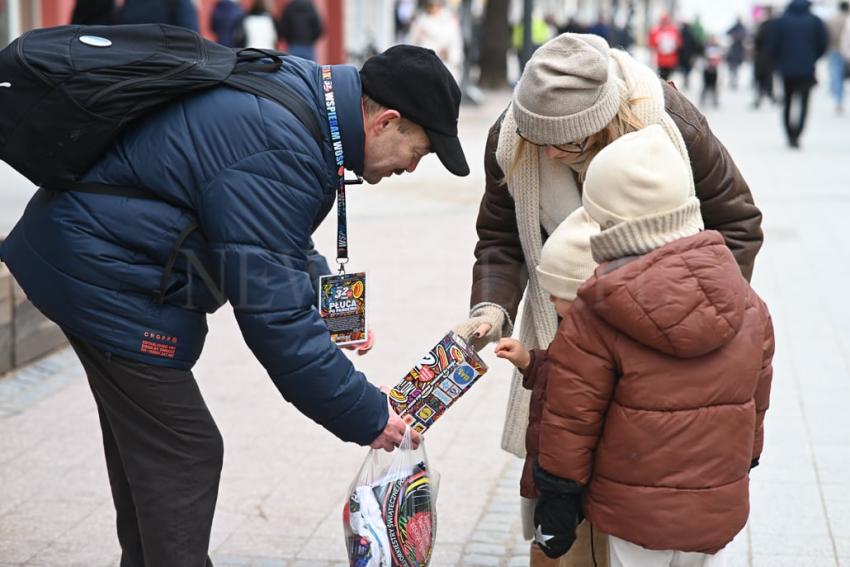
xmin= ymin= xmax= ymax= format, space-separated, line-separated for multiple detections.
xmin=318 ymin=272 xmax=367 ymax=346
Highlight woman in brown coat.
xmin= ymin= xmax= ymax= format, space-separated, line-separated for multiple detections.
xmin=453 ymin=32 xmax=764 ymax=567
xmin=534 ymin=126 xmax=774 ymax=565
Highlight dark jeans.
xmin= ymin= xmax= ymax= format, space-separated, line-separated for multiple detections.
xmin=783 ymin=76 xmax=814 ymax=146
xmin=66 ymin=333 xmax=223 ymax=567
xmin=754 ymin=69 xmax=775 ymax=107
xmin=701 ymin=69 xmax=719 ymax=108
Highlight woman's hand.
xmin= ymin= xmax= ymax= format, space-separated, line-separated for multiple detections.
xmin=452 ymin=304 xmax=506 ymax=350
xmin=495 ymin=338 xmax=531 ymax=371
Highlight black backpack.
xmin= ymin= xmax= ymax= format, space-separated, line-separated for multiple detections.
xmin=0 ymin=23 xmax=323 ymax=189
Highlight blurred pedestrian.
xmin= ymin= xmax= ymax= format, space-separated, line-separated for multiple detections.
xmin=692 ymin=15 xmax=707 ymax=44
xmin=678 ymin=21 xmax=704 ymax=89
xmin=453 ymin=32 xmax=763 ymax=567
xmin=277 ymin=0 xmax=324 ymax=61
xmin=210 ymin=0 xmax=244 ymax=48
xmin=752 ymin=6 xmax=778 ymax=108
xmin=826 ymin=1 xmax=850 ymax=114
xmin=240 ymin=0 xmax=277 ymax=50
xmin=701 ymin=36 xmax=723 ymax=108
xmin=726 ymin=17 xmax=748 ymax=90
xmin=587 ymin=15 xmax=612 ymax=43
xmin=557 ymin=16 xmax=586 ymax=35
xmin=410 ymin=0 xmax=464 ymax=81
xmin=771 ymin=0 xmax=828 ymax=148
xmin=2 ymin=43 xmax=464 ymax=567
xmin=395 ymin=0 xmax=416 ymax=42
xmin=117 ymin=0 xmax=198 ymax=31
xmin=649 ymin=14 xmax=682 ymax=80
xmin=513 ymin=8 xmax=554 ymax=73
xmin=70 ymin=0 xmax=115 ymax=25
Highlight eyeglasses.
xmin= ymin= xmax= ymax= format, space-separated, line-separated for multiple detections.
xmin=516 ymin=128 xmax=590 ymax=155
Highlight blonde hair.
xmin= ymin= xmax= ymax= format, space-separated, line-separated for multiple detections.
xmin=506 ymin=93 xmax=647 ymax=182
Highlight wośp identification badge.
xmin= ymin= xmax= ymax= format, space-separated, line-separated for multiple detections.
xmin=319 ymin=272 xmax=367 ymax=346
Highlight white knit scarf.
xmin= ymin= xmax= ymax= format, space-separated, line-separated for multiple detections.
xmin=495 ymin=50 xmax=693 ymax=457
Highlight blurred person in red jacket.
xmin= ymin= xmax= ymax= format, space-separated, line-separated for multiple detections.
xmin=649 ymin=14 xmax=682 ymax=80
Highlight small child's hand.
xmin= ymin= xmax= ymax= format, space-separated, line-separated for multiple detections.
xmin=495 ymin=338 xmax=531 ymax=371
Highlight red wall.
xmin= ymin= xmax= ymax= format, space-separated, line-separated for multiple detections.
xmin=40 ymin=0 xmax=344 ymax=64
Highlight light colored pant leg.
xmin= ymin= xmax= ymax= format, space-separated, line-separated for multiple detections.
xmin=609 ymin=535 xmax=726 ymax=567
xmin=609 ymin=535 xmax=674 ymax=567
xmin=672 ymin=547 xmax=726 ymax=567
xmin=521 ymin=496 xmax=536 ymax=541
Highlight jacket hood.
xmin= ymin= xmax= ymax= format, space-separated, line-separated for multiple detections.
xmin=788 ymin=0 xmax=811 ymax=14
xmin=578 ymin=231 xmax=748 ymax=358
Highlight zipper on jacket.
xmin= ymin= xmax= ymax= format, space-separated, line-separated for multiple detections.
xmin=86 ymin=60 xmax=198 ymax=106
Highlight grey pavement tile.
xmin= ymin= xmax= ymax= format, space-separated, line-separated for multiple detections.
xmin=749 ymin=481 xmax=832 ymax=535
xmin=469 ymin=530 xmax=515 ymax=544
xmin=461 ymin=553 xmax=502 ymax=566
xmin=813 ymin=446 xmax=850 ymax=486
xmin=211 ymin=510 xmax=252 ymax=552
xmin=752 ymin=556 xmax=838 ymax=567
xmin=724 ymin=554 xmax=750 ymax=567
xmin=508 ymin=555 xmax=530 ymax=567
xmin=429 ymin=543 xmax=463 ymax=566
xmin=295 ymin=536 xmax=347 ymax=562
xmin=821 ymin=484 xmax=850 ymax=533
xmin=749 ymin=531 xmax=837 ymax=559
xmin=214 ymin=531 xmax=302 ymax=561
xmin=26 ymin=538 xmax=121 ymax=567
xmin=0 ymin=538 xmax=43 ymax=564
xmin=466 ymin=541 xmax=509 ymax=556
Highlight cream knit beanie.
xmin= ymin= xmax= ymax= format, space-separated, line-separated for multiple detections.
xmin=582 ymin=125 xmax=704 ymax=262
xmin=512 ymin=33 xmax=622 ymax=145
xmin=536 ymin=207 xmax=601 ymax=301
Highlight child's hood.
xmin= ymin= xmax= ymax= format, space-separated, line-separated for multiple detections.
xmin=577 ymin=231 xmax=749 ymax=358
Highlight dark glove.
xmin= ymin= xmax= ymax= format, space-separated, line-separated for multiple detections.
xmin=532 ymin=460 xmax=584 ymax=559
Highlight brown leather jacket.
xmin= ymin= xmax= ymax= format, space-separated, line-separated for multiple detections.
xmin=538 ymin=231 xmax=775 ymax=554
xmin=471 ymin=83 xmax=763 ymax=323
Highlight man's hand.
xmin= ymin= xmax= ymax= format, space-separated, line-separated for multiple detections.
xmin=369 ymin=386 xmax=421 ymax=452
xmin=343 ymin=330 xmax=375 ymax=356
xmin=495 ymin=338 xmax=531 ymax=371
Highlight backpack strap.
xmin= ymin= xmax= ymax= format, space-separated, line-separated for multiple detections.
xmin=224 ymin=72 xmax=324 ymax=146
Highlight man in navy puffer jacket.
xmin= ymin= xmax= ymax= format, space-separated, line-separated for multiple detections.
xmin=771 ymin=0 xmax=827 ymax=147
xmin=0 ymin=46 xmax=467 ymax=565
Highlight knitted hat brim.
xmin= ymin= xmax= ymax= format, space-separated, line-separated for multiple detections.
xmin=535 ymin=266 xmax=585 ymax=302
xmin=590 ymin=198 xmax=705 ymax=262
xmin=512 ymin=69 xmax=622 ymax=145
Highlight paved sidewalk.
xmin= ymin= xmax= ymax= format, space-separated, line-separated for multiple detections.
xmin=2 ymin=73 xmax=850 ymax=567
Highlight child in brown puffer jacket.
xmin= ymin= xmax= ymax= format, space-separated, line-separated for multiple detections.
xmin=496 ymin=206 xmax=603 ymax=567
xmin=510 ymin=125 xmax=774 ymax=566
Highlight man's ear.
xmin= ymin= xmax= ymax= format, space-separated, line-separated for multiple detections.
xmin=370 ymin=109 xmax=401 ymax=134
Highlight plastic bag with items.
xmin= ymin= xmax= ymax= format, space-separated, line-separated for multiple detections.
xmin=343 ymin=429 xmax=438 ymax=567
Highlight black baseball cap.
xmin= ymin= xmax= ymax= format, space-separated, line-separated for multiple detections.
xmin=359 ymin=45 xmax=470 ymax=177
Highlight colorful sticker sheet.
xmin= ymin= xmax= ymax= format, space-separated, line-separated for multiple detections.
xmin=389 ymin=331 xmax=488 ymax=433
xmin=319 ymin=272 xmax=367 ymax=346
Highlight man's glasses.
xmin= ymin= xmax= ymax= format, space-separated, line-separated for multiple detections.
xmin=516 ymin=128 xmax=589 ymax=155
